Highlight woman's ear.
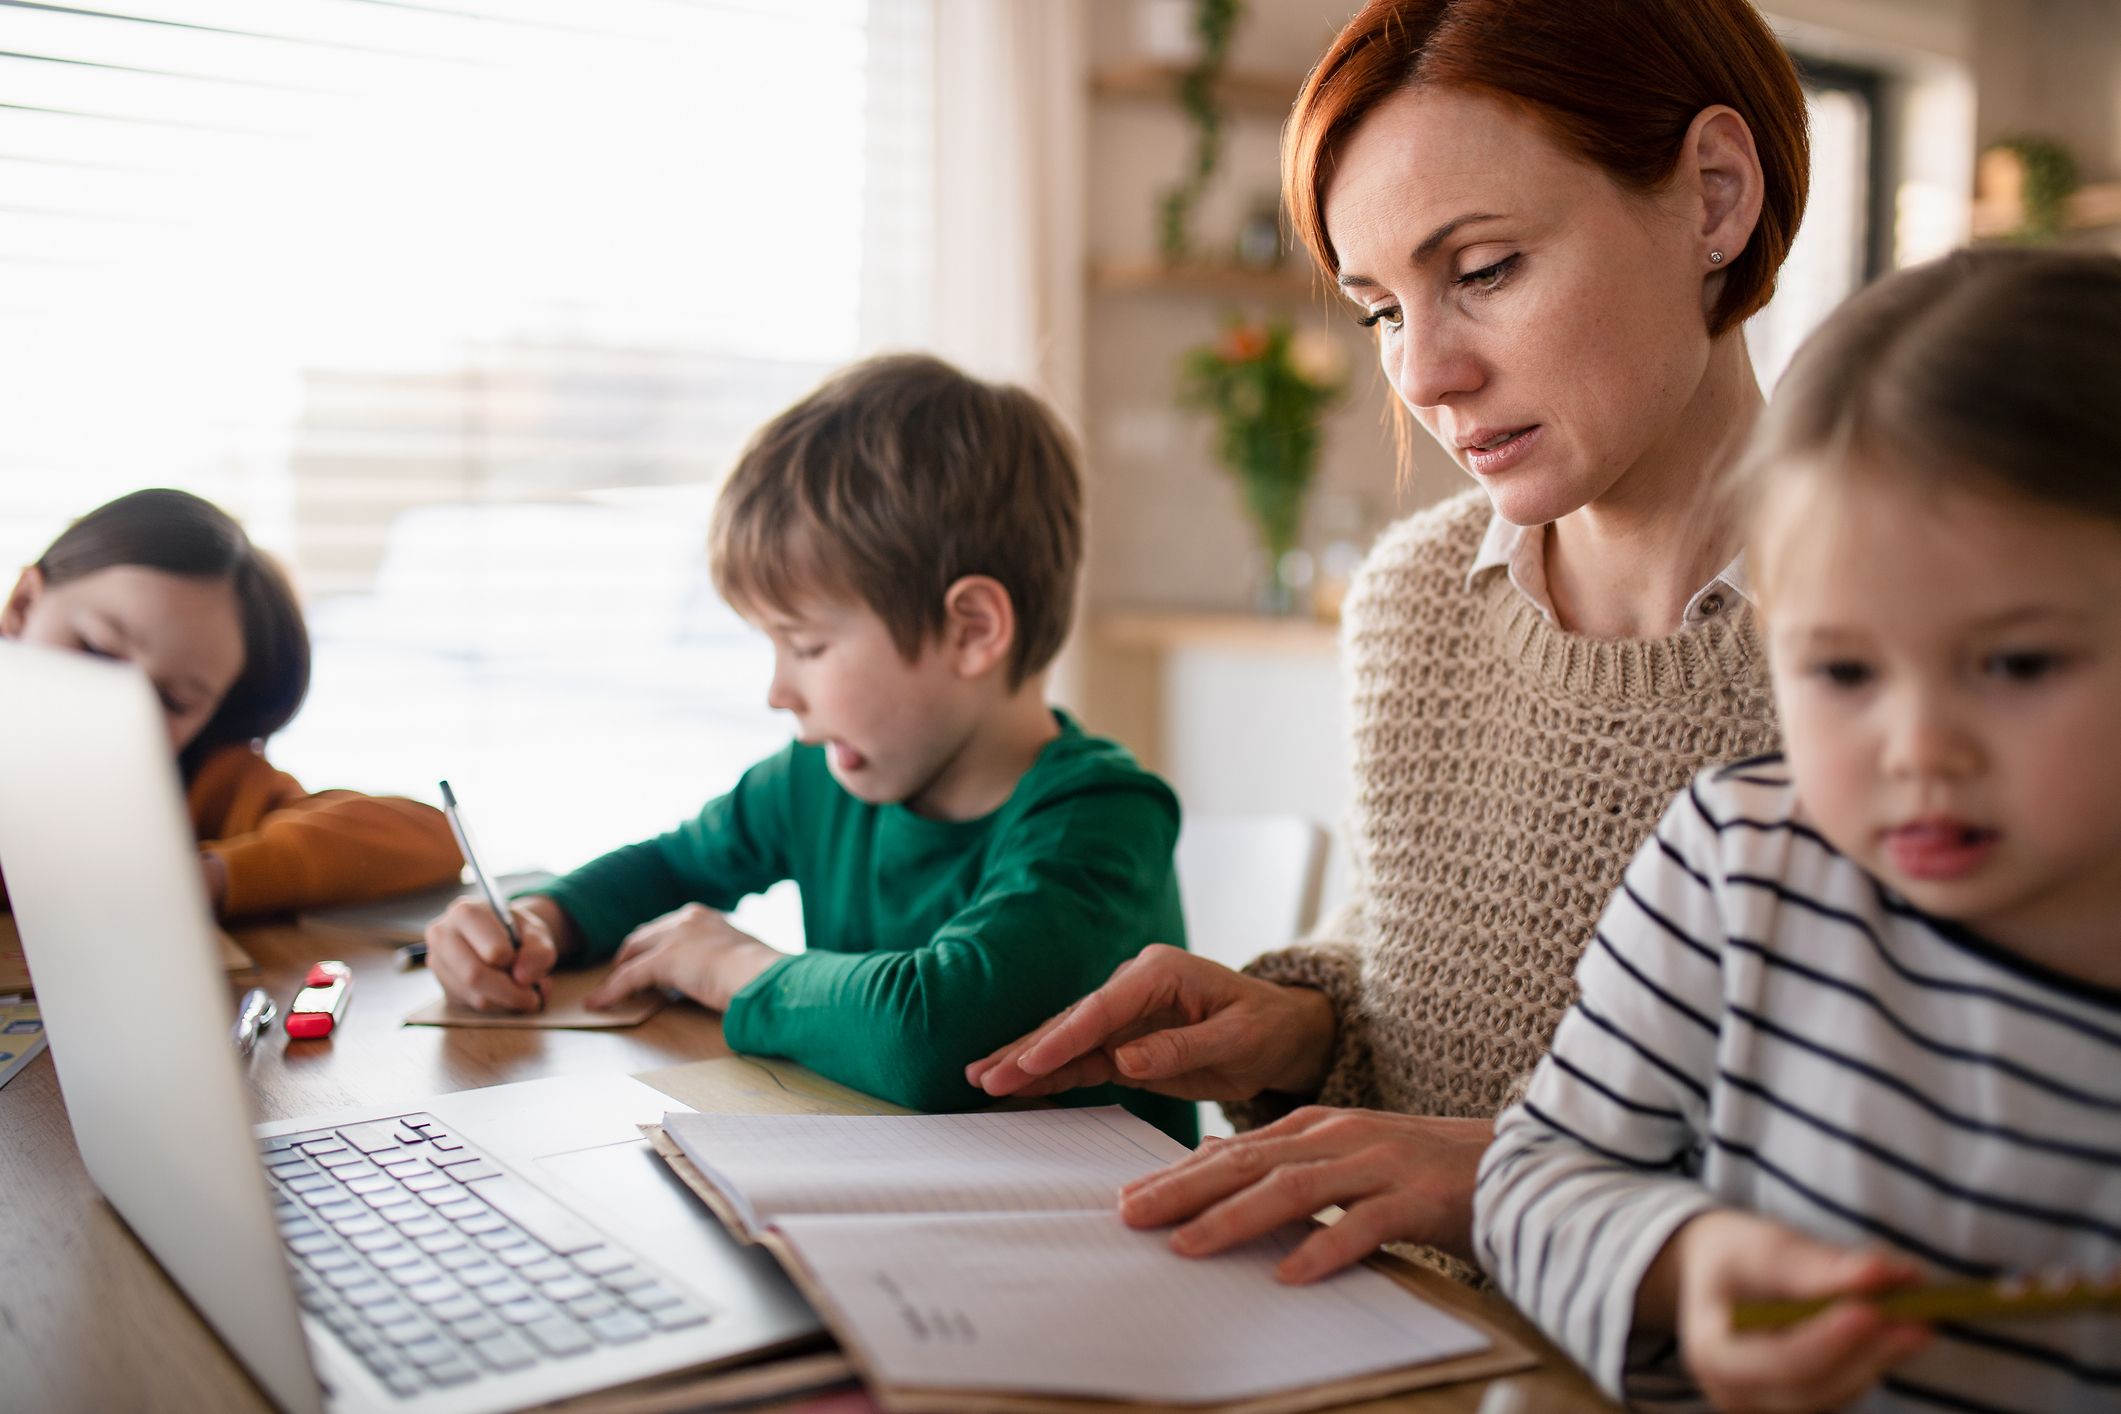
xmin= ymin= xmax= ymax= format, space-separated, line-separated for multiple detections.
xmin=1684 ymin=104 xmax=1766 ymax=298
xmin=0 ymin=566 xmax=44 ymax=639
xmin=940 ymin=575 xmax=1018 ymax=680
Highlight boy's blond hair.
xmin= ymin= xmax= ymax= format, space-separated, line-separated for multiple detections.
xmin=710 ymin=354 xmax=1083 ymax=687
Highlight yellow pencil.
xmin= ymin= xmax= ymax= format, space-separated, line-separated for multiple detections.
xmin=1733 ymin=1269 xmax=2121 ymax=1332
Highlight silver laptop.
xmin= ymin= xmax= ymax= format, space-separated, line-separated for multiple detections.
xmin=0 ymin=644 xmax=821 ymax=1414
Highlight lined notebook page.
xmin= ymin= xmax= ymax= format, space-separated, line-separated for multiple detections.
xmin=777 ymin=1210 xmax=1491 ymax=1403
xmin=662 ymin=1106 xmax=1188 ymax=1229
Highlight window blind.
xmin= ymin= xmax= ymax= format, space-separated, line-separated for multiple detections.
xmin=0 ymin=0 xmax=934 ymax=899
xmin=0 ymin=0 xmax=935 ymax=593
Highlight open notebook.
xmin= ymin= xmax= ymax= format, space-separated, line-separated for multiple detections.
xmin=654 ymin=1106 xmax=1529 ymax=1413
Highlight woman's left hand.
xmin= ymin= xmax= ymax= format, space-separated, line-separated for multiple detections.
xmin=581 ymin=903 xmax=781 ymax=1012
xmin=1119 ymin=1106 xmax=1493 ymax=1282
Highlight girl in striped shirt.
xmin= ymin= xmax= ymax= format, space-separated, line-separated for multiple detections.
xmin=1475 ymin=248 xmax=2121 ymax=1413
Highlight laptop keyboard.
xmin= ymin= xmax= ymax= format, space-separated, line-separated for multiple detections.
xmin=262 ymin=1112 xmax=709 ymax=1400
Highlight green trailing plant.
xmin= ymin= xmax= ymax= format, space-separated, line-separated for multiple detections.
xmin=1999 ymin=135 xmax=2078 ymax=243
xmin=1178 ymin=317 xmax=1348 ymax=599
xmin=1156 ymin=0 xmax=1242 ymax=263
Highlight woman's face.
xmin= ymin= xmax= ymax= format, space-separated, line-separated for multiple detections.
xmin=1325 ymin=85 xmax=1718 ymax=527
xmin=1 ymin=565 xmax=245 ymax=753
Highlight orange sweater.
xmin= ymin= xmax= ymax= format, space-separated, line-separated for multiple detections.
xmin=186 ymin=744 xmax=463 ymax=919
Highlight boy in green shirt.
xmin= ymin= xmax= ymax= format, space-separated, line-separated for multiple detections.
xmin=425 ymin=354 xmax=1194 ymax=1142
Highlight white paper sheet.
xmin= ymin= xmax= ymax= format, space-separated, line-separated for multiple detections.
xmin=779 ymin=1210 xmax=1491 ymax=1403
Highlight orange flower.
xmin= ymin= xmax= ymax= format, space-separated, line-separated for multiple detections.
xmin=1218 ymin=323 xmax=1269 ymax=361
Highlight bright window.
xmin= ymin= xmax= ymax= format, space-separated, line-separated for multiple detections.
xmin=0 ymin=1 xmax=938 ymax=941
xmin=1748 ymin=57 xmax=1883 ymax=388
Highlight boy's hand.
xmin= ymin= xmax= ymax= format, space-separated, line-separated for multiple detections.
xmin=199 ymin=850 xmax=228 ymax=912
xmin=1646 ymin=1209 xmax=1930 ymax=1412
xmin=426 ymin=894 xmax=570 ymax=1013
xmin=583 ymin=903 xmax=779 ymax=1013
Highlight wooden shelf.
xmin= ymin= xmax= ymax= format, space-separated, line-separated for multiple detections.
xmin=1096 ymin=608 xmax=1339 ymax=655
xmin=1090 ymin=61 xmax=1305 ymax=119
xmin=1090 ymin=257 xmax=1319 ymax=300
xmin=1970 ymin=179 xmax=2121 ymax=239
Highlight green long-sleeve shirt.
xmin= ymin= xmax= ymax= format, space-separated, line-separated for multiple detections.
xmin=533 ymin=711 xmax=1195 ymax=1143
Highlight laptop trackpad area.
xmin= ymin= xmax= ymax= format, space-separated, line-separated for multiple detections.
xmin=535 ymin=1138 xmax=821 ymax=1341
xmin=420 ymin=1073 xmax=820 ymax=1345
xmin=538 ymin=1141 xmax=746 ymax=1286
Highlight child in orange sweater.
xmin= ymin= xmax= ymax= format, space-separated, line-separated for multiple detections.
xmin=0 ymin=489 xmax=460 ymax=919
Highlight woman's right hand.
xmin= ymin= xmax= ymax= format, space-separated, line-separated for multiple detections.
xmin=425 ymin=894 xmax=573 ymax=1013
xmin=965 ymin=944 xmax=1337 ymax=1104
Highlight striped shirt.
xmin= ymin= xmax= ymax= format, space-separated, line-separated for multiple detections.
xmin=1474 ymin=755 xmax=2121 ymax=1413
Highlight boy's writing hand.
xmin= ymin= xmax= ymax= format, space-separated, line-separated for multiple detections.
xmin=966 ymin=944 xmax=1337 ymax=1103
xmin=426 ymin=894 xmax=568 ymax=1013
xmin=1645 ymin=1209 xmax=1930 ymax=1412
xmin=583 ymin=903 xmax=779 ymax=1013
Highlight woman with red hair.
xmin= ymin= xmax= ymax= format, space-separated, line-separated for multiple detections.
xmin=975 ymin=0 xmax=1800 ymax=1299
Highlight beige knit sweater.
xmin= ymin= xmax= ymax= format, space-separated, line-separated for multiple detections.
xmin=1229 ymin=489 xmax=1779 ymax=1131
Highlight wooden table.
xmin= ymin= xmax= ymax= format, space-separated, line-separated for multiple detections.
xmin=0 ymin=923 xmax=1614 ymax=1414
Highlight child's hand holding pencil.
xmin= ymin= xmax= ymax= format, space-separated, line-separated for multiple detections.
xmin=1638 ymin=1208 xmax=2120 ymax=1411
xmin=1643 ymin=1209 xmax=1933 ymax=1411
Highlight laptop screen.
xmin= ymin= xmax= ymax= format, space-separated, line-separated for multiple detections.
xmin=0 ymin=644 xmax=324 ymax=1414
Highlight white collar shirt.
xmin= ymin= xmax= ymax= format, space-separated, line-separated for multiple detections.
xmin=1464 ymin=512 xmax=1750 ymax=630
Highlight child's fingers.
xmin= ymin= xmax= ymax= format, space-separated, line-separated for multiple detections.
xmin=1694 ymin=1304 xmax=1923 ymax=1411
xmin=474 ymin=970 xmax=546 ymax=1013
xmin=426 ymin=908 xmax=534 ymax=1011
xmin=432 ymin=941 xmax=544 ymax=1012
xmin=612 ymin=922 xmax=664 ymax=965
xmin=1683 ymin=1228 xmax=1932 ymax=1412
xmin=430 ymin=899 xmax=511 ymax=970
xmin=1828 ymin=1248 xmax=1928 ymax=1300
xmin=1799 ymin=1320 xmax=1931 ymax=1411
xmin=581 ymin=966 xmax=634 ymax=1010
xmin=1705 ymin=1224 xmax=1916 ymax=1308
xmin=584 ymin=949 xmax=657 ymax=1010
xmin=509 ymin=908 xmax=560 ymax=988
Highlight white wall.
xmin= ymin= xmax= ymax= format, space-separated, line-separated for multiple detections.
xmin=1159 ymin=640 xmax=1353 ymax=914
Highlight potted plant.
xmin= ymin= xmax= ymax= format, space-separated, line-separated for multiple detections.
xmin=1978 ymin=135 xmax=2079 ymax=243
xmin=1156 ymin=0 xmax=1242 ymax=263
xmin=1178 ymin=317 xmax=1349 ymax=612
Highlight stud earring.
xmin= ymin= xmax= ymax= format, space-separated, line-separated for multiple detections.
xmin=1708 ymin=250 xmax=1726 ymax=265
